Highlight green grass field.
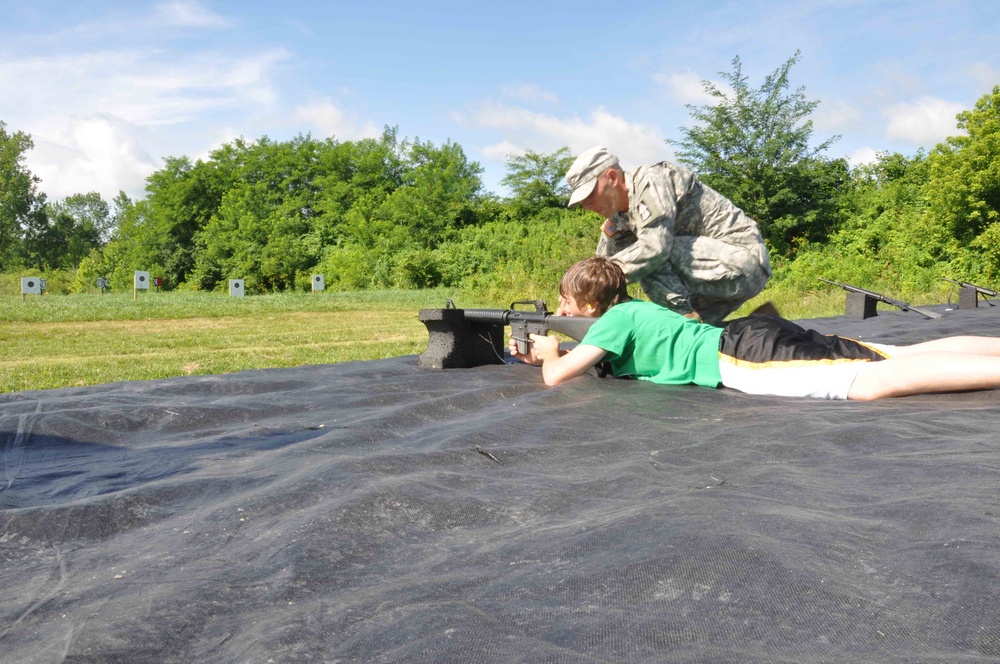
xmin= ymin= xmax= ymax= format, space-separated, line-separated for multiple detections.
xmin=0 ymin=289 xmax=494 ymax=393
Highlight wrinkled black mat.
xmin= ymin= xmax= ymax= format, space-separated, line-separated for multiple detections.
xmin=2 ymin=304 xmax=1000 ymax=662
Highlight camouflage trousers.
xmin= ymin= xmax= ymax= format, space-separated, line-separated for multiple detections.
xmin=638 ymin=236 xmax=771 ymax=326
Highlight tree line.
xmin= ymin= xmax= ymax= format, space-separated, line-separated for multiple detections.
xmin=2 ymin=54 xmax=999 ymax=301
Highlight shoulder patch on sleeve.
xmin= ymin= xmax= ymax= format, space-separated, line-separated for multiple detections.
xmin=637 ymin=202 xmax=651 ymax=221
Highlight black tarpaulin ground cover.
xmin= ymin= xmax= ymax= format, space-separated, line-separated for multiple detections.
xmin=2 ymin=304 xmax=1000 ymax=662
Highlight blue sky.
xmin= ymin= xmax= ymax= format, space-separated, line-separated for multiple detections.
xmin=1 ymin=0 xmax=998 ymax=203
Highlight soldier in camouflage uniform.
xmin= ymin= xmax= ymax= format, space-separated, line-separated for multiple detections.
xmin=565 ymin=146 xmax=771 ymax=326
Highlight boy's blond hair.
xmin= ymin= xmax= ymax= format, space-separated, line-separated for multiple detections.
xmin=559 ymin=256 xmax=631 ymax=315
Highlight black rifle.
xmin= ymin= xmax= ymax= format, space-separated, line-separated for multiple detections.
xmin=942 ymin=277 xmax=997 ymax=306
xmin=819 ymin=278 xmax=942 ymax=319
xmin=417 ymin=299 xmax=597 ymax=369
xmin=460 ymin=300 xmax=596 ymax=354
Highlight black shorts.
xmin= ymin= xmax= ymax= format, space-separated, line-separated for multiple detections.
xmin=717 ymin=314 xmax=891 ymax=399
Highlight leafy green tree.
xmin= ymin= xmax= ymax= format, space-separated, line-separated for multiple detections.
xmin=61 ymin=191 xmax=113 ymax=242
xmin=925 ymin=85 xmax=1000 ymax=259
xmin=431 ymin=205 xmax=594 ymax=297
xmin=372 ymin=138 xmax=484 ymax=250
xmin=104 ymin=128 xmax=485 ymax=292
xmin=500 ymin=147 xmax=574 ymax=215
xmin=832 ymin=152 xmax=936 ymax=282
xmin=193 ymin=181 xmax=312 ymax=292
xmin=920 ymin=87 xmax=1000 ymax=285
xmin=310 ymin=128 xmax=406 ymax=251
xmin=22 ymin=194 xmax=106 ymax=270
xmin=21 ymin=192 xmax=111 ymax=271
xmin=142 ymin=156 xmax=229 ymax=285
xmin=669 ymin=52 xmax=842 ymax=256
xmin=764 ymin=157 xmax=851 ymax=256
xmin=0 ymin=121 xmax=47 ymax=270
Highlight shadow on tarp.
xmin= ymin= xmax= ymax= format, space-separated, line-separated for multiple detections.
xmin=2 ymin=304 xmax=1000 ymax=662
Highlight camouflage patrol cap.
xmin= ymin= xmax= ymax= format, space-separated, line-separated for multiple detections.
xmin=566 ymin=146 xmax=620 ymax=206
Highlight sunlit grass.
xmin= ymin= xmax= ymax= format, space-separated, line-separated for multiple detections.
xmin=0 ymin=288 xmax=470 ymax=323
xmin=0 ymin=289 xmax=487 ymax=393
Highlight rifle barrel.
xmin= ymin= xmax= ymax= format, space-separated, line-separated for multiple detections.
xmin=460 ymin=308 xmax=596 ymax=342
xmin=942 ymin=277 xmax=999 ymax=297
xmin=819 ymin=278 xmax=942 ymax=319
xmin=462 ymin=308 xmax=518 ymax=324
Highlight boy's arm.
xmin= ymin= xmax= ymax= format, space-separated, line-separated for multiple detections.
xmin=527 ymin=334 xmax=608 ymax=386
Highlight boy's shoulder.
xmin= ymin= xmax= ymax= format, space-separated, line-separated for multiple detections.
xmin=595 ymin=299 xmax=686 ymax=329
xmin=609 ymin=299 xmax=680 ymax=316
xmin=603 ymin=299 xmax=714 ymax=330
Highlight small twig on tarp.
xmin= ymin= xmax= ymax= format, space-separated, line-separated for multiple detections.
xmin=476 ymin=445 xmax=502 ymax=464
xmin=693 ymin=476 xmax=727 ymax=490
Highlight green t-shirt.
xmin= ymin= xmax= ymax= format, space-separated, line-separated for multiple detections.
xmin=580 ymin=300 xmax=724 ymax=388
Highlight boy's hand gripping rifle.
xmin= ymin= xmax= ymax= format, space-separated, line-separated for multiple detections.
xmin=418 ymin=299 xmax=597 ymax=369
xmin=819 ymin=278 xmax=942 ymax=320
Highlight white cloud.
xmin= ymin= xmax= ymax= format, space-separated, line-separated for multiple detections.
xmin=873 ymin=61 xmax=922 ymax=99
xmin=501 ymin=84 xmax=559 ymax=104
xmin=295 ymin=99 xmax=380 ymax=140
xmin=16 ymin=2 xmax=231 ymax=48
xmin=154 ymin=1 xmax=231 ymax=28
xmin=191 ymin=127 xmax=243 ymax=163
xmin=968 ymin=62 xmax=1000 ymax=91
xmin=28 ymin=115 xmax=160 ymax=201
xmin=0 ymin=44 xmax=289 ymax=201
xmin=480 ymin=141 xmax=525 ymax=161
xmin=461 ymin=103 xmax=669 ymax=169
xmin=653 ymin=71 xmax=732 ymax=106
xmin=811 ymin=98 xmax=864 ymax=133
xmin=883 ymin=97 xmax=966 ymax=146
xmin=0 ymin=49 xmax=288 ymax=127
xmin=847 ymin=147 xmax=879 ymax=168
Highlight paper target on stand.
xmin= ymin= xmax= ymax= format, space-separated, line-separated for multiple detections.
xmin=134 ymin=271 xmax=150 ymax=290
xmin=229 ymin=279 xmax=245 ymax=297
xmin=312 ymin=274 xmax=325 ymax=291
xmin=21 ymin=277 xmax=41 ymax=295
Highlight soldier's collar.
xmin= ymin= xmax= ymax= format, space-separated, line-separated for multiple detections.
xmin=623 ymin=168 xmax=637 ymax=211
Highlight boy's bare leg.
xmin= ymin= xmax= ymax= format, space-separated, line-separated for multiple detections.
xmin=891 ymin=336 xmax=1000 ymax=357
xmin=849 ymin=352 xmax=1000 ymax=400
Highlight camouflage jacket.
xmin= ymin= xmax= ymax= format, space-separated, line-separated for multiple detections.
xmin=596 ymin=162 xmax=770 ymax=308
